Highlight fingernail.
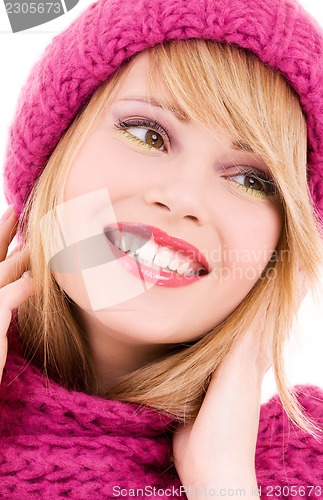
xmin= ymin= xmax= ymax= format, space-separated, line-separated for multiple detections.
xmin=0 ymin=205 xmax=14 ymax=223
xmin=22 ymin=271 xmax=32 ymax=279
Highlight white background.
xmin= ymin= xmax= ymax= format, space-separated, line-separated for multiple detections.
xmin=0 ymin=1 xmax=322 ymax=401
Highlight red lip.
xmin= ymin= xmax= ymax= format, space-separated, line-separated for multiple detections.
xmin=106 ymin=222 xmax=209 ymax=272
xmin=104 ymin=222 xmax=209 ymax=288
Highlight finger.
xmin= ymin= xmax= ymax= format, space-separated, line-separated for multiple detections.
xmin=0 ymin=206 xmax=18 ymax=262
xmin=0 ymin=250 xmax=30 ymax=289
xmin=7 ymin=242 xmax=26 ymax=259
xmin=0 ymin=274 xmax=34 ymax=383
xmin=0 ymin=273 xmax=35 ymax=314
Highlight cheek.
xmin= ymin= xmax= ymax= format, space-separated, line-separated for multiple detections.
xmin=54 ymin=271 xmax=93 ymax=311
xmin=64 ymin=128 xmax=158 ymax=205
xmin=221 ymin=201 xmax=283 ymax=274
xmin=64 ymin=132 xmax=124 ymax=201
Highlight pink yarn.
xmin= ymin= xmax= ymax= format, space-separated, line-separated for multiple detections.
xmin=0 ymin=326 xmax=322 ymax=499
xmin=2 ymin=0 xmax=323 ymax=223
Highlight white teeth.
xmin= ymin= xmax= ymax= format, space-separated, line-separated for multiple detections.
xmin=177 ymin=260 xmax=191 ymax=275
xmin=109 ymin=229 xmax=207 ymax=277
xmin=130 ymin=237 xmax=143 ymax=256
xmin=154 ymin=248 xmax=173 ymax=269
xmin=110 ymin=232 xmax=120 ymax=249
xmin=138 ymin=240 xmax=159 ymax=263
xmin=120 ymin=232 xmax=133 ymax=252
xmin=137 ymin=255 xmax=171 ymax=273
xmin=168 ymin=259 xmax=181 ymax=271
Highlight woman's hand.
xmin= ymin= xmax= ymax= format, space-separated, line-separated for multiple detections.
xmin=0 ymin=206 xmax=34 ymax=383
xmin=172 ymin=293 xmax=275 ymax=499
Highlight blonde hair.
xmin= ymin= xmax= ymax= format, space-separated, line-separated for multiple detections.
xmin=18 ymin=40 xmax=323 ymax=435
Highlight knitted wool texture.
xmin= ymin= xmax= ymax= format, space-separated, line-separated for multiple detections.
xmin=0 ymin=326 xmax=322 ymax=499
xmin=3 ymin=0 xmax=323 ymax=222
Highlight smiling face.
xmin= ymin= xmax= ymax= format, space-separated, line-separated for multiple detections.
xmin=49 ymin=51 xmax=283 ymax=346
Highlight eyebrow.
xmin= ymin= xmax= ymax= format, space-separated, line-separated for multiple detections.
xmin=117 ymin=97 xmax=188 ymax=122
xmin=117 ymin=97 xmax=255 ymax=152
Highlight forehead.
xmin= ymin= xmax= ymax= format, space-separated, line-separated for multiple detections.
xmin=111 ymin=51 xmax=254 ymax=154
xmin=113 ymin=51 xmax=187 ymax=116
xmin=115 ymin=53 xmax=153 ymax=95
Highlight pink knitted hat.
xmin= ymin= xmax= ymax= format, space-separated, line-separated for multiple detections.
xmin=3 ymin=0 xmax=323 ymax=222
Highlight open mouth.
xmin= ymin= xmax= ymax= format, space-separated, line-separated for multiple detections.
xmin=104 ymin=223 xmax=209 ymax=279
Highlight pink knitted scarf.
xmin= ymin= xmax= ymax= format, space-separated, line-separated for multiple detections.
xmin=0 ymin=325 xmax=322 ymax=499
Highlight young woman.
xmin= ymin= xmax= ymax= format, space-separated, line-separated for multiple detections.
xmin=0 ymin=0 xmax=322 ymax=498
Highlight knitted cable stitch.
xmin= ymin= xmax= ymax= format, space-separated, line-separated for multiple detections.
xmin=0 ymin=325 xmax=322 ymax=499
xmin=3 ymin=0 xmax=323 ymax=223
xmin=0 ymin=326 xmax=182 ymax=499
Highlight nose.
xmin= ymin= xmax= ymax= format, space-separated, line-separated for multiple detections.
xmin=143 ymin=164 xmax=210 ymax=226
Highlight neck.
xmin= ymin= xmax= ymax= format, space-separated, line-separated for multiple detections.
xmin=72 ymin=305 xmax=177 ymax=394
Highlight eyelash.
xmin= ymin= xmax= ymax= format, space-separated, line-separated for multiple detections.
xmin=114 ymin=118 xmax=170 ymax=151
xmin=114 ymin=118 xmax=278 ymax=198
xmin=226 ymin=167 xmax=278 ymax=198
